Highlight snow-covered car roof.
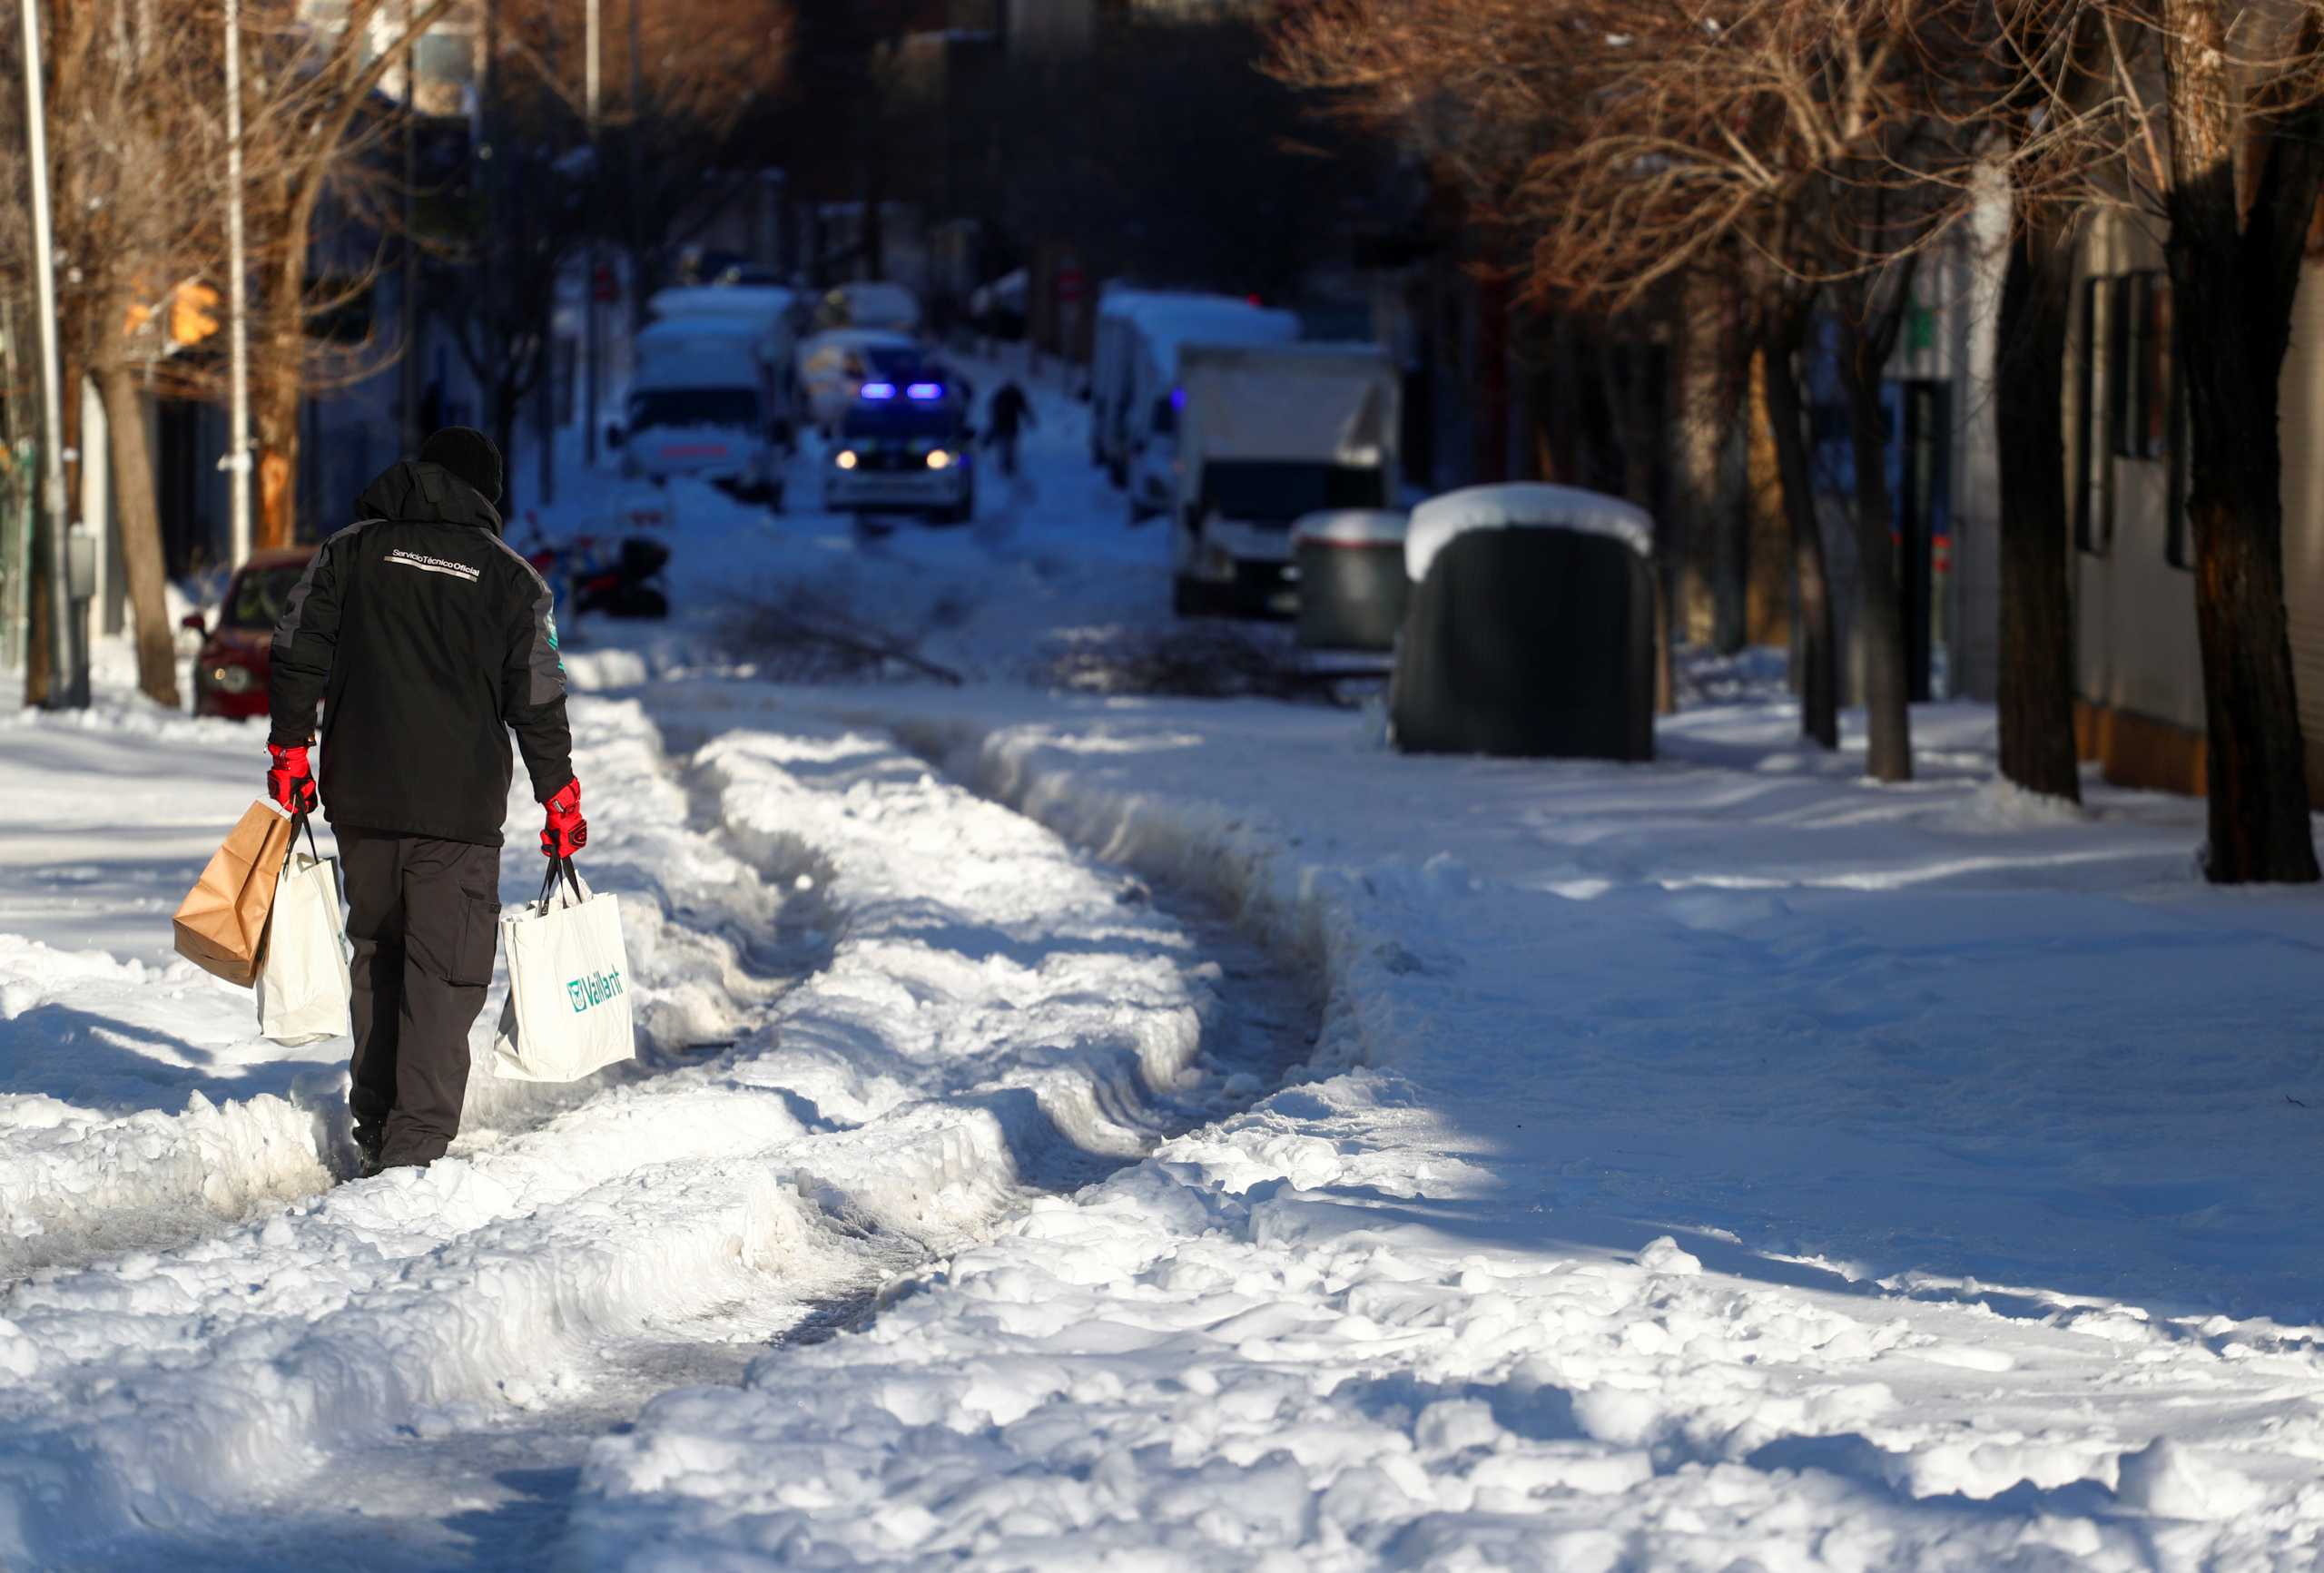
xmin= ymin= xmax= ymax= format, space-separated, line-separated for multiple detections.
xmin=1290 ymin=509 xmax=1409 ymax=548
xmin=1405 ymin=484 xmax=1654 ymax=582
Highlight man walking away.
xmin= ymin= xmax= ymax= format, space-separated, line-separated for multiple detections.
xmin=985 ymin=379 xmax=1035 ymax=478
xmin=265 ymin=427 xmax=590 ymax=1176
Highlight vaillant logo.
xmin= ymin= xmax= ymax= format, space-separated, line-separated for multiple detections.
xmin=566 ymin=968 xmax=625 ymax=1013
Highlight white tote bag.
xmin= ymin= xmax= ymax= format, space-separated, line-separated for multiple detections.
xmin=256 ymin=824 xmax=353 ymax=1046
xmin=492 ymin=860 xmax=635 ymax=1083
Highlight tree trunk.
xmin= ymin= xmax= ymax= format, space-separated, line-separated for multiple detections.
xmin=2153 ymin=0 xmax=2320 ymax=884
xmin=95 ymin=360 xmax=179 ymax=708
xmin=2165 ymin=231 xmax=2319 ymax=882
xmin=1758 ymin=311 xmax=1838 ymax=750
xmin=1993 ymin=214 xmax=2083 ymax=803
xmin=1474 ymin=270 xmax=1511 ymax=484
xmin=1673 ymin=273 xmax=1736 ymax=653
xmin=254 ymin=329 xmax=303 ymax=549
xmin=1837 ymin=319 xmax=1913 ymax=783
xmin=23 ymin=519 xmax=53 ymax=707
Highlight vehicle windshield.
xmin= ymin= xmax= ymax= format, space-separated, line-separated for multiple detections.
xmin=1204 ymin=461 xmax=1386 ymax=522
xmin=841 ymin=402 xmax=965 ymax=442
xmin=222 ymin=565 xmax=309 ymax=630
xmin=628 ymin=387 xmax=760 ymax=431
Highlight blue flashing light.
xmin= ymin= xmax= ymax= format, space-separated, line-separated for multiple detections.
xmin=1169 ymin=386 xmax=1187 ymax=411
xmin=905 ymin=381 xmax=944 ymax=401
xmin=860 ymin=381 xmax=897 ymax=401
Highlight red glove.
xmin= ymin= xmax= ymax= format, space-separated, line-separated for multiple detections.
xmin=541 ymin=778 xmax=587 ymax=860
xmin=266 ymin=743 xmax=318 ymax=814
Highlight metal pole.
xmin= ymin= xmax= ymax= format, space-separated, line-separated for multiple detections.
xmin=626 ymin=0 xmax=643 ymax=335
xmin=223 ymin=0 xmax=251 ymax=566
xmin=583 ymin=0 xmax=599 ymax=466
xmin=399 ymin=0 xmax=421 ymax=454
xmin=0 ymin=294 xmax=24 ymax=673
xmin=18 ymin=0 xmax=82 ymax=706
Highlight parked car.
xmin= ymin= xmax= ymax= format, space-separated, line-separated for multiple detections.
xmin=186 ymin=546 xmax=316 ymax=719
xmin=822 ymin=379 xmax=976 ymax=525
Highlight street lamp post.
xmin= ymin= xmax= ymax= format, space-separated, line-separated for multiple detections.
xmin=16 ymin=0 xmax=86 ymax=707
xmin=583 ymin=0 xmax=600 ymax=467
xmin=223 ymin=0 xmax=251 ymax=567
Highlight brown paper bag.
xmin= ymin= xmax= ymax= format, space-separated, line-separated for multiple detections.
xmin=172 ymin=800 xmax=299 ymax=988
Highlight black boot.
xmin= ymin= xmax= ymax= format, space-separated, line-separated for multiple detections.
xmin=354 ymin=1124 xmax=387 ymax=1180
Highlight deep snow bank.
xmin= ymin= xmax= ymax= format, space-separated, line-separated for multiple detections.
xmin=0 ymin=704 xmax=1251 ymax=1564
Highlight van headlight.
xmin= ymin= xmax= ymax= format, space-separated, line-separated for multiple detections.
xmin=926 ymin=449 xmax=952 ymax=471
xmin=834 ymin=449 xmax=859 ymax=470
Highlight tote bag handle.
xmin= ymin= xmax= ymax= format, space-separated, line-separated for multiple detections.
xmin=533 ymin=856 xmax=590 ymax=916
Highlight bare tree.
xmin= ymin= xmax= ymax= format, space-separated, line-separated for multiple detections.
xmin=232 ymin=0 xmax=458 ymax=549
xmin=1984 ymin=3 xmax=2113 ymax=807
xmin=1277 ymin=0 xmax=1992 ymax=772
xmin=0 ymin=0 xmax=238 ymax=707
xmin=2127 ymin=0 xmax=2321 ymax=882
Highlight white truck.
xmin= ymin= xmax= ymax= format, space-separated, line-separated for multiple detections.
xmin=1169 ymin=342 xmax=1402 ymax=617
xmin=642 ymin=285 xmax=803 ymax=445
xmin=1092 ymin=292 xmax=1298 ymax=487
xmin=617 ymin=323 xmax=786 ymax=505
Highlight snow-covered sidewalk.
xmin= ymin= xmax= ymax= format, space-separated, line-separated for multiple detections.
xmin=556 ymin=679 xmax=2324 ymax=1571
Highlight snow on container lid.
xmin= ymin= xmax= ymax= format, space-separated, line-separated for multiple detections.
xmin=1404 ymin=483 xmax=1654 ymax=582
xmin=1291 ymin=509 xmax=1410 ymax=549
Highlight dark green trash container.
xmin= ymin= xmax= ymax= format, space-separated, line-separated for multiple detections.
xmin=1292 ymin=509 xmax=1409 ymax=652
xmin=1390 ymin=485 xmax=1657 ymax=762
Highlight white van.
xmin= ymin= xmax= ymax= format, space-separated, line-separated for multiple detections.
xmin=645 ymin=287 xmax=802 ymax=445
xmin=1094 ymin=294 xmax=1298 ymax=489
xmin=617 ymin=331 xmax=785 ymax=504
xmin=1090 ymin=287 xmax=1183 ymax=474
xmin=1169 ymin=342 xmax=1402 ymax=616
xmin=1122 ymin=303 xmax=1301 ymax=520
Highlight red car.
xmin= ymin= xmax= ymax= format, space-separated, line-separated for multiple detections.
xmin=185 ymin=546 xmax=317 ymax=720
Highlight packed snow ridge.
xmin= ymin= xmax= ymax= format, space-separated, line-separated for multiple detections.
xmin=0 ymin=697 xmax=1284 ymax=1566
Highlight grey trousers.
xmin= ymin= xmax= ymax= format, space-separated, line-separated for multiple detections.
xmin=339 ymin=829 xmax=501 ymax=1168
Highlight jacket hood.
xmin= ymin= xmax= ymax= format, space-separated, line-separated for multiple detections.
xmin=353 ymin=459 xmax=504 ymax=532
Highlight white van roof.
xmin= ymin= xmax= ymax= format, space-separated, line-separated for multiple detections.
xmin=638 ymin=316 xmax=765 ymax=347
xmin=649 ymin=285 xmax=797 ymax=323
xmin=1137 ymin=305 xmax=1301 ymax=366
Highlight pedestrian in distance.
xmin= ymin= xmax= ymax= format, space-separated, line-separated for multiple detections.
xmin=266 ymin=427 xmax=588 ymax=1177
xmin=985 ymin=379 xmax=1036 ymax=480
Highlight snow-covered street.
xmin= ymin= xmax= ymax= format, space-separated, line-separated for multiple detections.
xmin=4 ymin=367 xmax=2323 ymax=1569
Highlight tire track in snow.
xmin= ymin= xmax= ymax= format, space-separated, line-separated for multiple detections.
xmin=0 ymin=703 xmax=1316 ymax=1569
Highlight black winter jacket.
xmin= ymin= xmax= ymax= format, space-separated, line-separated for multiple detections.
xmin=268 ymin=460 xmax=573 ymax=847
